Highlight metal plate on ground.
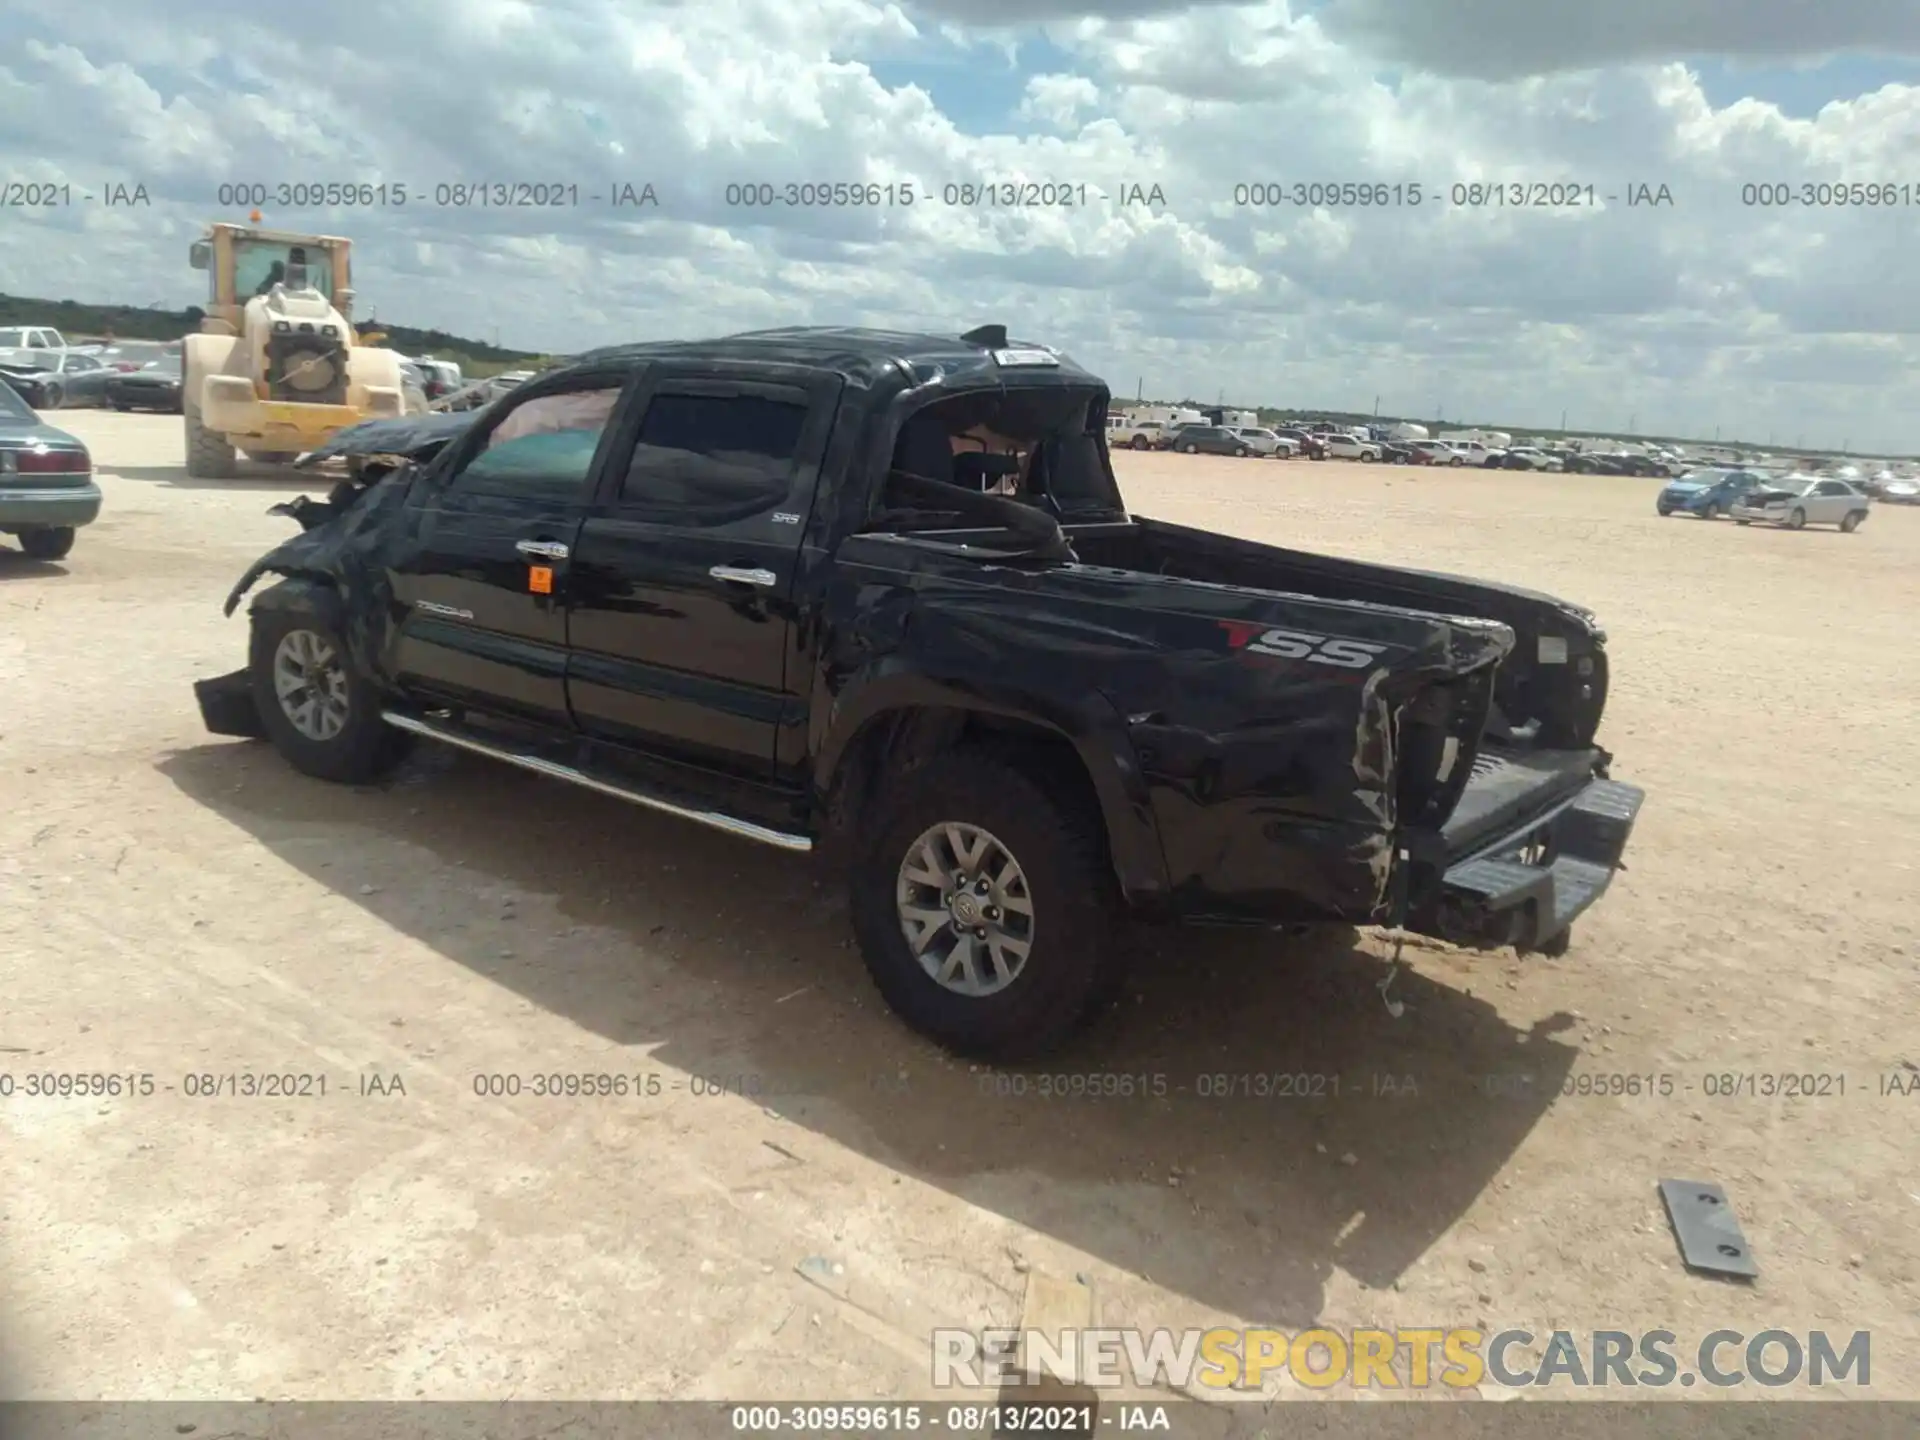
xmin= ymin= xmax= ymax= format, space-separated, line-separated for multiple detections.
xmin=1659 ymin=1179 xmax=1759 ymax=1278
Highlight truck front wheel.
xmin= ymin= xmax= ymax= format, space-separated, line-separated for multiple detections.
xmin=850 ymin=751 xmax=1118 ymax=1059
xmin=248 ymin=610 xmax=410 ymax=784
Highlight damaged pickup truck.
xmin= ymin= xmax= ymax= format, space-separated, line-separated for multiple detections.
xmin=194 ymin=325 xmax=1644 ymax=1058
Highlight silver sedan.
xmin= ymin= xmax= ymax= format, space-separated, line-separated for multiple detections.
xmin=1731 ymin=476 xmax=1872 ymax=531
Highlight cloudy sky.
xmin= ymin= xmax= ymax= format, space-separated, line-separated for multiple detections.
xmin=3 ymin=0 xmax=1919 ymax=452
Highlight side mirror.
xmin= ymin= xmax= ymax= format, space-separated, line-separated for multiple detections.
xmin=189 ymin=241 xmax=210 ymax=270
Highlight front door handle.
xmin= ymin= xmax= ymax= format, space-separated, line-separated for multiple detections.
xmin=517 ymin=539 xmax=570 ymax=560
xmin=710 ymin=565 xmax=776 ymax=587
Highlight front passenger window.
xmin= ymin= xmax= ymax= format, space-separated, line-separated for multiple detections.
xmin=451 ymin=386 xmax=622 ymax=499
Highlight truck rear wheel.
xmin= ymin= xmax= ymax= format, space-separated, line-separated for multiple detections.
xmin=850 ymin=750 xmax=1118 ymax=1059
xmin=248 ymin=609 xmax=410 ymax=784
xmin=244 ymin=450 xmax=300 ymax=464
xmin=185 ymin=406 xmax=237 ymax=479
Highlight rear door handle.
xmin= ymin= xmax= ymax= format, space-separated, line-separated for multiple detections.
xmin=710 ymin=565 xmax=776 ymax=587
xmin=517 ymin=539 xmax=570 ymax=559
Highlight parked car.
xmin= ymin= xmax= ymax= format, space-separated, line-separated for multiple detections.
xmin=1323 ymin=433 xmax=1382 ymax=462
xmin=1381 ymin=442 xmax=1422 ymax=465
xmin=0 ymin=376 xmax=98 ymax=560
xmin=191 ymin=323 xmax=1644 ymax=1058
xmin=106 ymin=354 xmax=185 ymax=413
xmin=1275 ymin=427 xmax=1328 ymax=459
xmin=1565 ymin=452 xmax=1629 ymax=476
xmin=1166 ymin=424 xmax=1253 ymax=456
xmin=1656 ymin=469 xmax=1764 ymax=519
xmin=1500 ymin=447 xmax=1564 ymax=472
xmin=1611 ymin=453 xmax=1672 ymax=478
xmin=1878 ymin=478 xmax=1920 ymax=505
xmin=1109 ymin=418 xmax=1168 ymax=450
xmin=1412 ymin=440 xmax=1460 ymax=466
xmin=0 ymin=351 xmax=115 ymax=409
xmin=1227 ymin=426 xmax=1296 ymax=457
xmin=1732 ymin=476 xmax=1871 ymax=531
xmin=0 ymin=325 xmax=71 ymax=356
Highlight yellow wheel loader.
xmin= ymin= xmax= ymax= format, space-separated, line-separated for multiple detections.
xmin=182 ymin=223 xmax=407 ymax=477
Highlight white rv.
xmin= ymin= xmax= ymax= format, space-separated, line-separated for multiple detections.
xmin=1388 ymin=422 xmax=1430 ymax=442
xmin=1130 ymin=404 xmax=1207 ymax=430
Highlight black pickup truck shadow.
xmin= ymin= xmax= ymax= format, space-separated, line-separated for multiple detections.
xmin=159 ymin=739 xmax=1575 ymax=1324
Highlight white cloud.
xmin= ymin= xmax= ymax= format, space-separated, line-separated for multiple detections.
xmin=0 ymin=0 xmax=1915 ymax=450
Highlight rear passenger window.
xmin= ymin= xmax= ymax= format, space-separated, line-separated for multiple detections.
xmin=620 ymin=391 xmax=808 ymax=516
xmin=453 ymin=387 xmax=622 ymax=498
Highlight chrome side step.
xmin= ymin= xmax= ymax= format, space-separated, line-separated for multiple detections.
xmin=380 ymin=710 xmax=814 ymax=853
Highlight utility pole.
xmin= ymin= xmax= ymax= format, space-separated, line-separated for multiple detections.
xmin=1374 ymin=395 xmax=1380 ymax=416
xmin=1628 ymin=412 xmax=1636 ymax=435
xmin=1137 ymin=377 xmax=1143 ymax=401
xmin=1560 ymin=409 xmax=1567 ymax=433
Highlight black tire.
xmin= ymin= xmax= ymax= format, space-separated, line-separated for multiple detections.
xmin=1235 ymin=446 xmax=1249 ymax=457
xmin=1735 ymin=518 xmax=1751 ymax=526
xmin=1840 ymin=510 xmax=1865 ymax=533
xmin=1450 ymin=456 xmax=1464 ymax=467
xmin=1786 ymin=507 xmax=1807 ymax=530
xmin=42 ymin=384 xmax=63 ymax=410
xmin=1537 ymin=926 xmax=1573 ymax=958
xmin=1180 ymin=443 xmax=1197 ymax=454
xmin=849 ymin=748 xmax=1119 ymax=1060
xmin=19 ymin=526 xmax=75 ymax=560
xmin=1657 ymin=507 xmax=1673 ymax=517
xmin=112 ymin=400 xmax=131 ymax=412
xmin=1130 ymin=436 xmax=1149 ymax=450
xmin=248 ymin=608 xmax=410 ymax=784
xmin=1702 ymin=502 xmax=1721 ymax=520
xmin=184 ymin=405 xmax=237 ymax=478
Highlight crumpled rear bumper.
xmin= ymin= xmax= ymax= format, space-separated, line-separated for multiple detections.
xmin=1427 ymin=775 xmax=1644 ymax=953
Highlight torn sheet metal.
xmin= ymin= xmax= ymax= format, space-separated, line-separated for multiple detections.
xmin=1659 ymin=1179 xmax=1759 ymax=1278
xmin=294 ymin=409 xmax=478 ymax=467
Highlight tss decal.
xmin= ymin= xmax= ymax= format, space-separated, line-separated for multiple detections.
xmin=1219 ymin=621 xmax=1391 ymax=669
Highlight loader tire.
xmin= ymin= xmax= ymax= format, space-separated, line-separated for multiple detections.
xmin=185 ymin=406 xmax=238 ymax=479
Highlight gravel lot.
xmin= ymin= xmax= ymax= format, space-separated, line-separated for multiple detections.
xmin=3 ymin=413 xmax=1916 ymax=1402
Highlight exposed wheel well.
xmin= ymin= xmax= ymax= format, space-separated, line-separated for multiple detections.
xmin=823 ymin=706 xmax=1111 ymax=873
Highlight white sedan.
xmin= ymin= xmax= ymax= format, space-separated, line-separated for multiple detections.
xmin=1228 ymin=426 xmax=1298 ymax=457
xmin=1731 ymin=476 xmax=1872 ymax=531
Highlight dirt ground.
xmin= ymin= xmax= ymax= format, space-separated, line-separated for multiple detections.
xmin=2 ymin=415 xmax=1916 ymax=1405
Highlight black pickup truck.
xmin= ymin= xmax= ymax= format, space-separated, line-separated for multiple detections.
xmin=194 ymin=325 xmax=1644 ymax=1058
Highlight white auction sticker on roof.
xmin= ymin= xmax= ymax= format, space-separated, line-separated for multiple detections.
xmin=990 ymin=347 xmax=1058 ymax=367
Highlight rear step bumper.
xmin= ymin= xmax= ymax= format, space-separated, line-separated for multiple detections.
xmin=1429 ymin=776 xmax=1644 ymax=953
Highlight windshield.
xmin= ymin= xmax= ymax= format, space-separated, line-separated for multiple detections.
xmin=1 ymin=353 xmax=56 ymax=372
xmin=0 ymin=376 xmax=35 ymax=419
xmin=234 ymin=240 xmax=334 ymax=301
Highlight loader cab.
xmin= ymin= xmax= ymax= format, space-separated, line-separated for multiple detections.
xmin=190 ymin=225 xmax=354 ymax=333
